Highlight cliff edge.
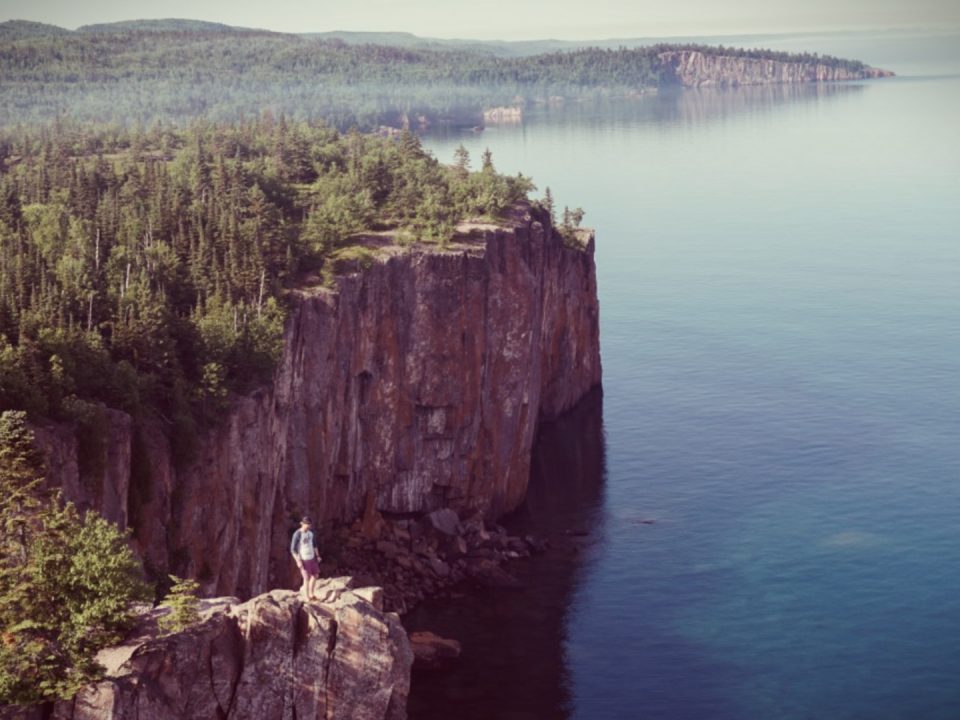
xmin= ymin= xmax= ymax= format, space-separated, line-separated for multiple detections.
xmin=1 ymin=579 xmax=411 ymax=720
xmin=34 ymin=203 xmax=602 ymax=598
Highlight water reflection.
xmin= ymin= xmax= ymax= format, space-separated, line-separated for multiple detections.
xmin=405 ymin=387 xmax=607 ymax=720
xmin=425 ymin=83 xmax=868 ymax=143
xmin=526 ymin=83 xmax=866 ymax=130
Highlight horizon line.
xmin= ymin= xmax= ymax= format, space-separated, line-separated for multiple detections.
xmin=3 ymin=17 xmax=958 ymax=44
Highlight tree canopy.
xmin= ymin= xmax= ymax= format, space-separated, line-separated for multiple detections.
xmin=0 ymin=120 xmax=534 ymax=444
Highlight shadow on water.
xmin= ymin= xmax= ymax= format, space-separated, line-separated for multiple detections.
xmin=404 ymin=387 xmax=607 ymax=720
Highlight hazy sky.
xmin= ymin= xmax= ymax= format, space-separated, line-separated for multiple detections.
xmin=1 ymin=0 xmax=958 ymax=39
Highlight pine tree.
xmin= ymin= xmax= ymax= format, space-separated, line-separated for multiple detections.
xmin=453 ymin=144 xmax=471 ymax=176
xmin=0 ymin=411 xmax=45 ymax=563
xmin=543 ymin=187 xmax=556 ymax=224
xmin=397 ymin=130 xmax=423 ymax=158
xmin=158 ymin=575 xmax=201 ymax=634
xmin=481 ymin=148 xmax=494 ymax=173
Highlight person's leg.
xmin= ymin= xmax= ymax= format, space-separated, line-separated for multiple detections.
xmin=299 ymin=564 xmax=310 ymax=600
xmin=300 ymin=559 xmax=319 ymax=600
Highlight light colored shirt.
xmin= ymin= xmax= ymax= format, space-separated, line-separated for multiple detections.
xmin=290 ymin=528 xmax=317 ymax=561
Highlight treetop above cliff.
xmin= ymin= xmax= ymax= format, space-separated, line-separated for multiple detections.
xmin=0 ymin=121 xmax=539 ymax=445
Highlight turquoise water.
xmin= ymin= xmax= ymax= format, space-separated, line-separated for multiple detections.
xmin=415 ymin=33 xmax=960 ymax=720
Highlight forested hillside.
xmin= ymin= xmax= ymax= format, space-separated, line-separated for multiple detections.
xmin=0 ymin=119 xmax=533 ymax=457
xmin=0 ymin=20 xmax=871 ymax=129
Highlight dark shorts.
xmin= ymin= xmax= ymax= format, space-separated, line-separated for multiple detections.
xmin=300 ymin=558 xmax=320 ymax=580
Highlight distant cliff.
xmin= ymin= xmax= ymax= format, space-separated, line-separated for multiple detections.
xmin=34 ymin=203 xmax=602 ymax=598
xmin=658 ymin=50 xmax=894 ymax=87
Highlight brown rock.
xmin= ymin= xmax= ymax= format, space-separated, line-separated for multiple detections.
xmin=360 ymin=491 xmax=386 ymax=539
xmin=428 ymin=558 xmax=450 ymax=578
xmin=37 ymin=582 xmax=410 ymax=720
xmin=352 ymin=587 xmax=384 ymax=610
xmin=461 ymin=513 xmax=485 ymax=538
xmin=376 ymin=540 xmax=399 ymax=559
xmin=423 ymin=508 xmax=462 ymax=537
xmin=469 ymin=560 xmax=523 ymax=589
xmin=408 ymin=631 xmax=462 ymax=669
xmin=446 ymin=535 xmax=469 ymax=558
xmin=507 ymin=537 xmax=529 ymax=555
xmin=467 ymin=547 xmax=497 ymax=560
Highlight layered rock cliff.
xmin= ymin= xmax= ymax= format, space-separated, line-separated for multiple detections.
xmin=9 ymin=579 xmax=411 ymax=720
xmin=33 ymin=203 xmax=602 ymax=598
xmin=658 ymin=50 xmax=894 ymax=87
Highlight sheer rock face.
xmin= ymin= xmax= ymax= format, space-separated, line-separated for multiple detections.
xmin=658 ymin=50 xmax=895 ymax=87
xmin=33 ymin=204 xmax=601 ymax=598
xmin=43 ymin=580 xmax=412 ymax=720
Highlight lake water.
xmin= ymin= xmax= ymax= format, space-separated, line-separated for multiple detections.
xmin=409 ymin=31 xmax=960 ymax=720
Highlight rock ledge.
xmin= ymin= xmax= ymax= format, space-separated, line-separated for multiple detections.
xmin=35 ymin=579 xmax=412 ymax=720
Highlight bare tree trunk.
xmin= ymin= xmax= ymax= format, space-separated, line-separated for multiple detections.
xmin=257 ymin=269 xmax=265 ymax=317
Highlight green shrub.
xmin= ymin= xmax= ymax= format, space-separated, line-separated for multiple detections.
xmin=0 ymin=411 xmax=151 ymax=705
xmin=158 ymin=575 xmax=201 ymax=634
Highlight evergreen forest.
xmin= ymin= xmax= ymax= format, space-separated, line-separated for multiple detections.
xmin=0 ymin=20 xmax=870 ymax=129
xmin=0 ymin=119 xmax=534 ymax=457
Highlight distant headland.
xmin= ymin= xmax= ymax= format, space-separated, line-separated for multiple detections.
xmin=0 ymin=18 xmax=894 ymax=130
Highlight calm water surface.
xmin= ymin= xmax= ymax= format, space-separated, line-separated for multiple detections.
xmin=409 ymin=33 xmax=960 ymax=720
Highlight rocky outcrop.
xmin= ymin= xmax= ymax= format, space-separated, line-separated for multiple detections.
xmin=408 ymin=631 xmax=461 ymax=670
xmin=40 ymin=580 xmax=412 ymax=720
xmin=658 ymin=50 xmax=894 ymax=87
xmin=328 ymin=505 xmax=541 ymax=614
xmin=483 ymin=106 xmax=523 ymax=123
xmin=33 ymin=203 xmax=602 ymax=598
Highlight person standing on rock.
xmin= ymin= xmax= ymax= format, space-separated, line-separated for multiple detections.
xmin=291 ymin=516 xmax=321 ymax=601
